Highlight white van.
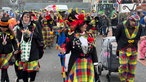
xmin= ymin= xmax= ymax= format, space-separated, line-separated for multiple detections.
xmin=2 ymin=7 xmax=12 ymax=12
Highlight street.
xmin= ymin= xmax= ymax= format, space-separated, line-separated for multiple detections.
xmin=3 ymin=32 xmax=146 ymax=82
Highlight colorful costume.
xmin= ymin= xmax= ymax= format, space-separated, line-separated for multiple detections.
xmin=65 ymin=32 xmax=98 ymax=82
xmin=42 ymin=19 xmax=50 ymax=48
xmin=0 ymin=17 xmax=18 ymax=82
xmin=115 ymin=16 xmax=142 ymax=82
xmin=14 ymin=12 xmax=43 ymax=82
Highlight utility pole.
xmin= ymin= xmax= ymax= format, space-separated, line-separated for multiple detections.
xmin=18 ymin=0 xmax=21 ymax=12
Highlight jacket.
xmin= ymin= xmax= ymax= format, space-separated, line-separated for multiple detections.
xmin=115 ymin=22 xmax=143 ymax=50
xmin=15 ymin=22 xmax=42 ymax=61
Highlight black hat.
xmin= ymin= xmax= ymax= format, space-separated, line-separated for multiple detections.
xmin=0 ymin=17 xmax=9 ymax=28
xmin=68 ymin=10 xmax=78 ymax=22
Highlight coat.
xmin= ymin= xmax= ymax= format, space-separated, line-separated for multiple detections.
xmin=115 ymin=22 xmax=143 ymax=51
xmin=65 ymin=32 xmax=98 ymax=74
xmin=15 ymin=22 xmax=42 ymax=61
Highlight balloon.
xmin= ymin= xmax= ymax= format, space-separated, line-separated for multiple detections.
xmin=8 ymin=18 xmax=17 ymax=28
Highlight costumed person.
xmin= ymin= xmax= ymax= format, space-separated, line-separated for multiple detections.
xmin=47 ymin=10 xmax=54 ymax=31
xmin=55 ymin=15 xmax=66 ymax=81
xmin=13 ymin=12 xmax=42 ymax=82
xmin=56 ymin=10 xmax=78 ymax=81
xmin=63 ymin=10 xmax=79 ymax=73
xmin=94 ymin=14 xmax=100 ymax=34
xmin=66 ymin=10 xmax=79 ymax=39
xmin=111 ymin=12 xmax=118 ymax=36
xmin=45 ymin=11 xmax=55 ymax=48
xmin=88 ymin=17 xmax=97 ymax=38
xmin=0 ymin=17 xmax=19 ymax=82
xmin=56 ymin=22 xmax=67 ymax=81
xmin=115 ymin=14 xmax=142 ymax=82
xmin=30 ymin=12 xmax=44 ymax=72
xmin=101 ymin=14 xmax=110 ymax=36
xmin=41 ymin=15 xmax=50 ymax=48
xmin=60 ymin=13 xmax=99 ymax=82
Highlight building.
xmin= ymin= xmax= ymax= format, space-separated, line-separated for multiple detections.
xmin=0 ymin=0 xmax=2 ymax=9
xmin=122 ymin=0 xmax=146 ymax=3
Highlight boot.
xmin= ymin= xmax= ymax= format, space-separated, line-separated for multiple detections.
xmin=1 ymin=69 xmax=6 ymax=82
xmin=5 ymin=74 xmax=9 ymax=82
xmin=1 ymin=69 xmax=9 ymax=82
xmin=1 ymin=78 xmax=5 ymax=82
xmin=29 ymin=71 xmax=36 ymax=82
xmin=15 ymin=78 xmax=19 ymax=82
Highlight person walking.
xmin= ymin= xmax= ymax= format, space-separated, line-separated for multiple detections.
xmin=60 ymin=13 xmax=99 ymax=82
xmin=111 ymin=12 xmax=118 ymax=36
xmin=101 ymin=14 xmax=110 ymax=36
xmin=0 ymin=17 xmax=18 ymax=82
xmin=14 ymin=12 xmax=42 ymax=82
xmin=115 ymin=14 xmax=143 ymax=82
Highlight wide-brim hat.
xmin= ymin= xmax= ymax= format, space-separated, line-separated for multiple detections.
xmin=0 ymin=17 xmax=9 ymax=28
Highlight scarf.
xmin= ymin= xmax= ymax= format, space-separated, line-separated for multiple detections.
xmin=123 ymin=21 xmax=139 ymax=39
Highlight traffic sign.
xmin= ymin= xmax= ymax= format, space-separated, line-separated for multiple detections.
xmin=116 ymin=0 xmax=122 ymax=4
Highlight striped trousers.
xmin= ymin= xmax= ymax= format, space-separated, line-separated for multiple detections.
xmin=118 ymin=49 xmax=137 ymax=82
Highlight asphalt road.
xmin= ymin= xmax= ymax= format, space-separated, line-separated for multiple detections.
xmin=2 ymin=35 xmax=146 ymax=82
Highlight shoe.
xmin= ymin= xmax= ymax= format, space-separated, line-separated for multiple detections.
xmin=1 ymin=79 xmax=5 ymax=82
xmin=96 ymin=79 xmax=101 ymax=82
xmin=15 ymin=78 xmax=19 ymax=82
xmin=29 ymin=78 xmax=35 ymax=82
xmin=5 ymin=79 xmax=9 ymax=82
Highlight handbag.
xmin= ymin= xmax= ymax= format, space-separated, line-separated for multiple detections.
xmin=20 ymin=34 xmax=33 ymax=62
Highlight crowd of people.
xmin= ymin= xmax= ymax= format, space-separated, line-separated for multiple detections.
xmin=0 ymin=6 xmax=146 ymax=82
